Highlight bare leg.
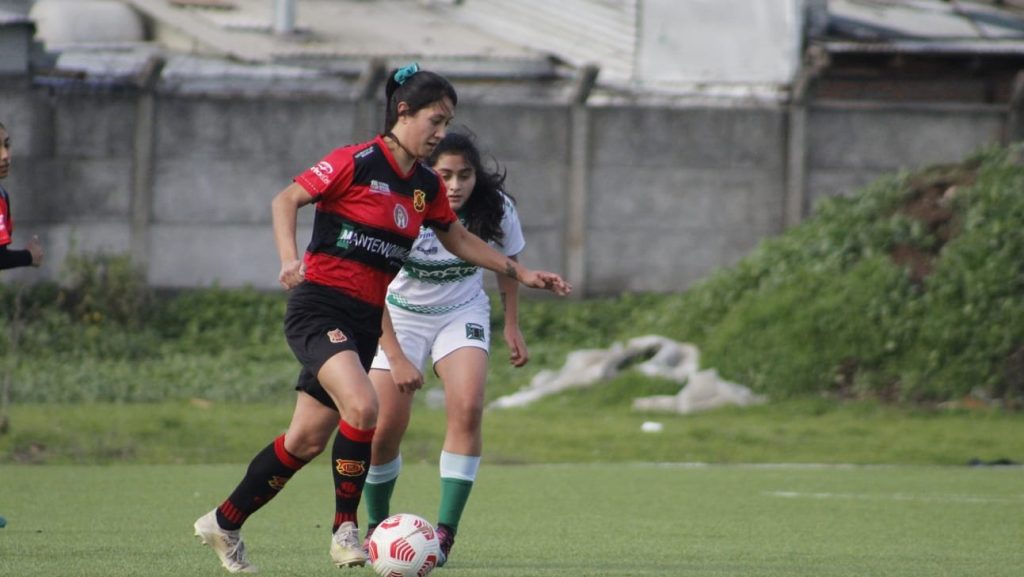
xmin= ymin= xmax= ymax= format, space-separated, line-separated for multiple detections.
xmin=435 ymin=347 xmax=488 ymax=456
xmin=316 ymin=349 xmax=378 ymax=429
xmin=283 ymin=391 xmax=340 ymax=460
xmin=368 ymin=367 xmax=416 ymax=465
xmin=364 ymin=367 xmax=417 ymax=529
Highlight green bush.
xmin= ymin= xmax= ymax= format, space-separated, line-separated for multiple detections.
xmin=2 ymin=257 xmax=295 ymax=403
xmin=701 ymin=256 xmax=914 ymax=398
xmin=677 ymin=147 xmax=1024 ymax=405
xmin=149 ymin=286 xmax=287 ymax=354
xmin=61 ymin=252 xmax=153 ymax=327
xmin=890 ymin=151 xmax=1024 ymax=401
xmin=3 ymin=147 xmax=1022 ymax=406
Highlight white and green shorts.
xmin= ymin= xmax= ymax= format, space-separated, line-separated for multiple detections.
xmin=370 ymin=292 xmax=491 ymax=373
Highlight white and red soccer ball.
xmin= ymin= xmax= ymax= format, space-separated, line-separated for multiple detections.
xmin=367 ymin=513 xmax=441 ymax=577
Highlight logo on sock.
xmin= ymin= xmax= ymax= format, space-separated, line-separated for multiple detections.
xmin=336 ymin=481 xmax=360 ymax=499
xmin=335 ymin=459 xmax=366 ymax=477
xmin=268 ymin=475 xmax=290 ymax=491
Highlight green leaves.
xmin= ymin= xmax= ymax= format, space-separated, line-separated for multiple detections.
xmin=680 ymin=147 xmax=1024 ymax=404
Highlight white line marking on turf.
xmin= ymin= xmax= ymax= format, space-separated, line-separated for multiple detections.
xmin=765 ymin=491 xmax=1024 ymax=504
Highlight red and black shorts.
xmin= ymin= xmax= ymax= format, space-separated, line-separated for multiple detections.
xmin=284 ymin=282 xmax=382 ymax=409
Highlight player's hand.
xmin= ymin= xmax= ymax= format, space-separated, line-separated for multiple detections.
xmin=26 ymin=235 xmax=43 ymax=267
xmin=520 ymin=270 xmax=572 ymax=296
xmin=504 ymin=325 xmax=529 ymax=367
xmin=390 ymin=356 xmax=424 ymax=394
xmin=279 ymin=259 xmax=305 ymax=290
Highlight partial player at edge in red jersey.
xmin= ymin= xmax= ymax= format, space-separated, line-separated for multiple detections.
xmin=192 ymin=63 xmax=572 ymax=574
xmin=0 ymin=121 xmax=44 ymax=272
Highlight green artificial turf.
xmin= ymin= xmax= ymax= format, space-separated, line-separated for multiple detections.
xmin=0 ymin=463 xmax=1020 ymax=577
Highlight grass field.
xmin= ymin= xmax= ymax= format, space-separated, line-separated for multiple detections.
xmin=2 ymin=394 xmax=1022 ymax=576
xmin=0 ymin=462 xmax=1021 ymax=577
xmin=2 ymin=399 xmax=1023 ymax=466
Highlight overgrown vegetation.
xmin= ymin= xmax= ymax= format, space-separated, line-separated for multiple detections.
xmin=0 ymin=253 xmax=296 ymax=403
xmin=1 ymin=146 xmax=1022 ymax=407
xmin=672 ymin=146 xmax=1024 ymax=405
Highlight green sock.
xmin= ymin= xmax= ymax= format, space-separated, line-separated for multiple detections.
xmin=438 ymin=477 xmax=474 ymax=533
xmin=364 ymin=477 xmax=397 ymax=528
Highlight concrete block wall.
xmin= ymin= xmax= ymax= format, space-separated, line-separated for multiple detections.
xmin=146 ymin=96 xmax=357 ymax=288
xmin=1 ymin=88 xmax=135 ymax=283
xmin=586 ymin=105 xmax=787 ymax=293
xmin=0 ymin=82 xmax=1012 ymax=295
xmin=448 ymin=103 xmax=571 ymax=278
xmin=805 ymin=103 xmax=1007 ymax=212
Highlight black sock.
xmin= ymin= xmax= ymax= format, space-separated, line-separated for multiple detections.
xmin=331 ymin=419 xmax=374 ymax=532
xmin=217 ymin=434 xmax=307 ymax=530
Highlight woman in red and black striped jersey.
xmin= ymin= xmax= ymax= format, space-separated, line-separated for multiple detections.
xmin=0 ymin=122 xmax=44 ymax=271
xmin=194 ymin=65 xmax=571 ymax=573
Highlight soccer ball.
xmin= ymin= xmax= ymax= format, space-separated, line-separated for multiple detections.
xmin=367 ymin=513 xmax=441 ymax=577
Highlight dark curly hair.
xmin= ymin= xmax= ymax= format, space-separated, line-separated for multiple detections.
xmin=428 ymin=131 xmax=515 ymax=246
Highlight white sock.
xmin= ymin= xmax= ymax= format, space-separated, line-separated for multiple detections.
xmin=367 ymin=454 xmax=402 ymax=484
xmin=439 ymin=450 xmax=480 ymax=482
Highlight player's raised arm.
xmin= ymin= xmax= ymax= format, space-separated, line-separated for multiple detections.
xmin=433 ymin=220 xmax=572 ymax=295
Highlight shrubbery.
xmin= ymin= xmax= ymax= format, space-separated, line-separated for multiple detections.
xmin=0 ymin=258 xmax=295 ymax=403
xmin=2 ymin=147 xmax=1022 ymax=406
xmin=674 ymin=147 xmax=1023 ymax=404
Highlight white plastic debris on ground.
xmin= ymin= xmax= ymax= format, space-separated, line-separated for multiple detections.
xmin=487 ymin=335 xmax=767 ymax=414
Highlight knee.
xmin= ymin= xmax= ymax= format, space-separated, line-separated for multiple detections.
xmin=449 ymin=397 xmax=484 ymax=432
xmin=286 ymin=431 xmax=330 ymax=460
xmin=342 ymin=398 xmax=378 ymax=431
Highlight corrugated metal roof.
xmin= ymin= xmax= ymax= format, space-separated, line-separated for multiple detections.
xmin=827 ymin=0 xmax=1024 ymax=41
xmin=455 ymin=0 xmax=638 ymax=84
xmin=818 ymin=0 xmax=1024 ymax=57
xmin=125 ymin=0 xmax=560 ymax=77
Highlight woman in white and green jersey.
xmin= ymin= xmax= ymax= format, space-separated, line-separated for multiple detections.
xmin=364 ymin=131 xmax=530 ymax=566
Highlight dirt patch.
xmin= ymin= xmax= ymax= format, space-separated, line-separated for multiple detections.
xmin=890 ymin=165 xmax=975 ymax=284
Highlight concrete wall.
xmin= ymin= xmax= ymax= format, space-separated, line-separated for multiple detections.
xmin=586 ymin=105 xmax=786 ymax=292
xmin=0 ymin=81 xmax=1011 ymax=295
xmin=804 ymin=102 xmax=1007 ymax=210
xmin=147 ymin=96 xmax=357 ymax=288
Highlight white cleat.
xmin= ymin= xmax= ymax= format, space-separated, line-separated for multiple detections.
xmin=194 ymin=509 xmax=258 ymax=574
xmin=330 ymin=522 xmax=368 ymax=568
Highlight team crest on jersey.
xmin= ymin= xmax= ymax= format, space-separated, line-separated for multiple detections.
xmin=465 ymin=323 xmax=485 ymax=341
xmin=394 ymin=204 xmax=409 ymax=229
xmin=413 ymin=189 xmax=426 ymax=213
xmin=327 ymin=329 xmax=348 ymax=344
xmin=335 ymin=459 xmax=366 ymax=477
